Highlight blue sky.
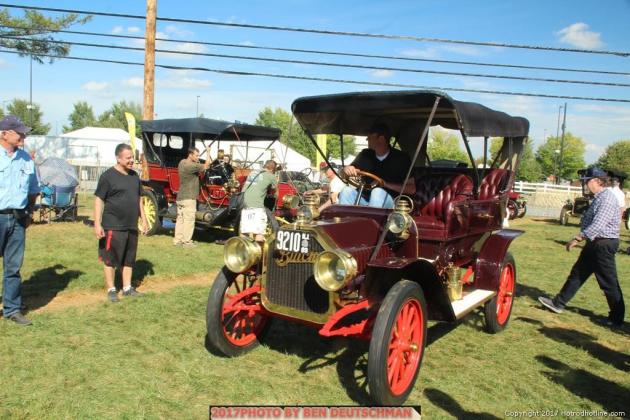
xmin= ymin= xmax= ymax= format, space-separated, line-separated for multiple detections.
xmin=1 ymin=0 xmax=629 ymax=162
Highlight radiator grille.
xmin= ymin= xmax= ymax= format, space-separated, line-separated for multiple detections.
xmin=266 ymin=233 xmax=329 ymax=314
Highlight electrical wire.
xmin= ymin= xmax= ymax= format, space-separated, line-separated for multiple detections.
xmin=3 ymin=34 xmax=629 ymax=88
xmin=1 ymin=48 xmax=628 ymax=103
xmin=2 ymin=23 xmax=629 ymax=77
xmin=1 ymin=3 xmax=628 ymax=57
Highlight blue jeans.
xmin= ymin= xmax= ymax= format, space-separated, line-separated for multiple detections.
xmin=0 ymin=213 xmax=26 ymax=317
xmin=338 ymin=186 xmax=395 ymax=208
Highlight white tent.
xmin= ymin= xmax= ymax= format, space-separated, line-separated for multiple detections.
xmin=26 ymin=127 xmax=142 ymax=167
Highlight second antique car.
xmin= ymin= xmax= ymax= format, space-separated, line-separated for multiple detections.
xmin=206 ymin=90 xmax=529 ymax=405
xmin=138 ymin=117 xmax=306 ymax=235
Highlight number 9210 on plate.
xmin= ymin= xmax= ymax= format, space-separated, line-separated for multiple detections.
xmin=276 ymin=230 xmax=310 ymax=254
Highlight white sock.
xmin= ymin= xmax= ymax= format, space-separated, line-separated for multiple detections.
xmin=108 ymin=287 xmax=116 ymax=293
xmin=123 ymin=286 xmax=132 ymax=292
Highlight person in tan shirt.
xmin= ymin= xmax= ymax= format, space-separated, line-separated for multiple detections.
xmin=174 ymin=147 xmax=210 ymax=247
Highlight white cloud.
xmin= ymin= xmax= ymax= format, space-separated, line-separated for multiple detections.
xmin=585 ymin=143 xmax=605 ymax=153
xmin=441 ymin=44 xmax=484 ymax=56
xmin=159 ymin=78 xmax=212 ymax=89
xmin=0 ymin=58 xmax=6 ymax=67
xmin=555 ymin=23 xmax=603 ymax=49
xmin=123 ymin=77 xmax=144 ymax=88
xmin=370 ymin=69 xmax=394 ymax=78
xmin=240 ymin=41 xmax=255 ymax=47
xmin=112 ymin=26 xmax=124 ymax=34
xmin=82 ymin=81 xmax=109 ymax=91
xmin=158 ymin=42 xmax=206 ymax=59
xmin=164 ymin=25 xmax=193 ymax=37
xmin=399 ymin=48 xmax=440 ymax=59
xmin=127 ymin=26 xmax=141 ymax=34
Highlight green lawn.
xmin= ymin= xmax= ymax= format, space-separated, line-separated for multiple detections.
xmin=0 ymin=213 xmax=628 ymax=419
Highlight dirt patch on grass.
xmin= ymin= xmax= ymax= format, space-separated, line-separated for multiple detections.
xmin=23 ymin=272 xmax=215 ymax=314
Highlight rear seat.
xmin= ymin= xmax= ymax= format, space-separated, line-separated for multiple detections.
xmin=478 ymin=169 xmax=509 ymax=200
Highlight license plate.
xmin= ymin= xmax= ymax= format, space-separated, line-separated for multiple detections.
xmin=276 ymin=230 xmax=311 ymax=254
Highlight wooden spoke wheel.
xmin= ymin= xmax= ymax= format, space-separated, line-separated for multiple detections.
xmin=484 ymin=253 xmax=516 ymax=333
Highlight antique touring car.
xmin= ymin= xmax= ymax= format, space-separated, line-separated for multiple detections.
xmin=206 ymin=91 xmax=529 ymax=405
xmin=138 ymin=118 xmax=305 ymax=235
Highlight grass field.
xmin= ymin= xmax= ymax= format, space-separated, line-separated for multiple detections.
xmin=0 ymin=204 xmax=629 ymax=418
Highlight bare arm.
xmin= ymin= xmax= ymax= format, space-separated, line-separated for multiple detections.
xmin=94 ymin=196 xmax=105 ymax=238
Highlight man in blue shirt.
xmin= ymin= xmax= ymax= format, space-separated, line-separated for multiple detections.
xmin=539 ymin=167 xmax=624 ymax=328
xmin=0 ymin=116 xmax=40 ymax=325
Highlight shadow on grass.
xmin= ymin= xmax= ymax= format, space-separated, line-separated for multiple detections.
xmin=130 ymin=259 xmax=155 ymax=289
xmin=21 ymin=264 xmax=84 ymax=311
xmin=536 ymin=355 xmax=629 ymax=412
xmin=424 ymin=388 xmax=501 ymax=419
xmin=515 ymin=282 xmax=549 ymax=302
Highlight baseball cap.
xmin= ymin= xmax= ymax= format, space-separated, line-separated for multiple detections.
xmin=0 ymin=116 xmax=31 ymax=135
xmin=579 ymin=166 xmax=608 ymax=180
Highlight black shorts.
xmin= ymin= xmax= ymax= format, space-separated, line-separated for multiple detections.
xmin=98 ymin=230 xmax=138 ymax=268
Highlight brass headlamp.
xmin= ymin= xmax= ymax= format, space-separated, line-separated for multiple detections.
xmin=386 ymin=196 xmax=414 ymax=239
xmin=297 ymin=193 xmax=319 ymax=223
xmin=314 ymin=250 xmax=358 ymax=291
xmin=223 ymin=236 xmax=262 ymax=273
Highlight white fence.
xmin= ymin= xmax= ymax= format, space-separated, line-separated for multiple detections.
xmin=512 ymin=181 xmax=581 ymax=195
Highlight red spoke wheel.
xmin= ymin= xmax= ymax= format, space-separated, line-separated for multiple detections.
xmin=484 ymin=253 xmax=516 ymax=333
xmin=206 ymin=267 xmax=270 ymax=356
xmin=507 ymin=200 xmax=518 ymax=220
xmin=368 ymin=280 xmax=427 ymax=406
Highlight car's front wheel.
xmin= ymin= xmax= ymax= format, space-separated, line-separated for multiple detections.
xmin=139 ymin=189 xmax=161 ymax=236
xmin=559 ymin=206 xmax=570 ymax=226
xmin=507 ymin=199 xmax=518 ymax=220
xmin=368 ymin=280 xmax=427 ymax=406
xmin=484 ymin=253 xmax=516 ymax=333
xmin=206 ymin=267 xmax=270 ymax=357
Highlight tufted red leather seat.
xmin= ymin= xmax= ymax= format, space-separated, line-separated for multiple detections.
xmin=478 ymin=169 xmax=509 ymax=200
xmin=413 ymin=174 xmax=472 ymax=234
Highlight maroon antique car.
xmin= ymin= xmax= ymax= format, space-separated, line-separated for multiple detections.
xmin=206 ymin=91 xmax=529 ymax=405
xmin=138 ymin=118 xmax=303 ymax=235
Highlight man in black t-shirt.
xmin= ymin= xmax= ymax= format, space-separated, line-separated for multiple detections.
xmin=94 ymin=143 xmax=149 ymax=302
xmin=338 ymin=123 xmax=416 ymax=208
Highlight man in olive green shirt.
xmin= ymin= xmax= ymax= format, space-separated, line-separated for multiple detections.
xmin=174 ymin=147 xmax=210 ymax=247
xmin=242 ymin=160 xmax=279 ymax=232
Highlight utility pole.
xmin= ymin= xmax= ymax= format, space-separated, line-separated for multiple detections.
xmin=143 ymin=0 xmax=157 ymax=120
xmin=196 ymin=95 xmax=200 ymax=117
xmin=29 ymin=55 xmax=33 ymax=126
xmin=558 ymin=102 xmax=567 ymax=182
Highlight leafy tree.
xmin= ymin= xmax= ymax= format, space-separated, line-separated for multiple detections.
xmin=63 ymin=101 xmax=97 ymax=132
xmin=6 ymin=98 xmax=50 ymax=135
xmin=97 ymin=100 xmax=142 ymax=134
xmin=326 ymin=134 xmax=356 ymax=161
xmin=427 ymin=128 xmax=468 ymax=163
xmin=597 ymin=140 xmax=630 ymax=186
xmin=0 ymin=8 xmax=91 ymax=64
xmin=255 ymin=107 xmax=316 ymax=164
xmin=535 ymin=133 xmax=586 ymax=181
xmin=515 ymin=141 xmax=543 ymax=181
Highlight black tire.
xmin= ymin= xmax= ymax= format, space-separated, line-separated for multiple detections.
xmin=140 ymin=189 xmax=161 ymax=236
xmin=484 ymin=253 xmax=516 ymax=333
xmin=206 ymin=267 xmax=270 ymax=357
xmin=368 ymin=280 xmax=427 ymax=406
xmin=559 ymin=207 xmax=570 ymax=226
xmin=507 ymin=200 xmax=518 ymax=220
xmin=623 ymin=209 xmax=630 ymax=230
xmin=518 ymin=203 xmax=527 ymax=218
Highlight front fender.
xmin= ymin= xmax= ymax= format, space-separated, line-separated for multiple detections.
xmin=475 ymin=229 xmax=523 ymax=291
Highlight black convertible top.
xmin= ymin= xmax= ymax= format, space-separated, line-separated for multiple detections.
xmin=291 ymin=90 xmax=529 ymax=138
xmin=139 ymin=118 xmax=281 ymax=141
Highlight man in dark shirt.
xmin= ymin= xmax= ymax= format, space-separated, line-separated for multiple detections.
xmin=94 ymin=144 xmax=148 ymax=302
xmin=174 ymin=147 xmax=211 ymax=247
xmin=338 ymin=123 xmax=416 ymax=208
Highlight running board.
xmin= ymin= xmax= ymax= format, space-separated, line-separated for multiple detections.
xmin=451 ymin=289 xmax=496 ymax=319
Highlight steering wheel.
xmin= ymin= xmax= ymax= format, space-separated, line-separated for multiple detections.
xmin=346 ymin=169 xmax=385 ymax=191
xmin=300 ymin=167 xmax=313 ymax=177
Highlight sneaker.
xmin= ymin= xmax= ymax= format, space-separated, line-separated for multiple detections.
xmin=122 ymin=287 xmax=144 ymax=297
xmin=182 ymin=242 xmax=197 ymax=248
xmin=107 ymin=290 xmax=119 ymax=303
xmin=7 ymin=312 xmax=32 ymax=326
xmin=538 ymin=296 xmax=564 ymax=314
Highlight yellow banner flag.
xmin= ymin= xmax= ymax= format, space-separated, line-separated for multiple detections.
xmin=124 ymin=112 xmax=137 ymax=158
xmin=315 ymin=134 xmax=327 ymax=169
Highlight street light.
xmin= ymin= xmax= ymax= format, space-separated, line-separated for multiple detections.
xmin=196 ymin=95 xmax=200 ymax=117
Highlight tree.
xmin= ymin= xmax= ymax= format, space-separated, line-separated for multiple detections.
xmin=597 ymin=140 xmax=630 ymax=186
xmin=6 ymin=98 xmax=50 ymax=135
xmin=97 ymin=100 xmax=142 ymax=134
xmin=535 ymin=133 xmax=586 ymax=181
xmin=255 ymin=107 xmax=316 ymax=164
xmin=0 ymin=8 xmax=91 ymax=64
xmin=63 ymin=101 xmax=96 ymax=132
xmin=326 ymin=134 xmax=356 ymax=161
xmin=427 ymin=128 xmax=468 ymax=163
xmin=515 ymin=141 xmax=543 ymax=182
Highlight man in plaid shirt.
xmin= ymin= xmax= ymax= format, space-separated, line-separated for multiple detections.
xmin=539 ymin=167 xmax=624 ymax=327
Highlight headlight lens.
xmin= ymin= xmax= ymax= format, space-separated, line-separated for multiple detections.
xmin=314 ymin=250 xmax=358 ymax=291
xmin=387 ymin=212 xmax=411 ymax=234
xmin=223 ymin=236 xmax=262 ymax=273
xmin=296 ymin=205 xmax=313 ymax=223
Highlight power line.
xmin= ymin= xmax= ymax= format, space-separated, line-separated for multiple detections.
xmin=1 ymin=3 xmax=629 ymax=57
xmin=3 ymin=34 xmax=630 ymax=89
xmin=2 ymin=23 xmax=628 ymax=77
xmin=1 ymin=48 xmax=628 ymax=103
